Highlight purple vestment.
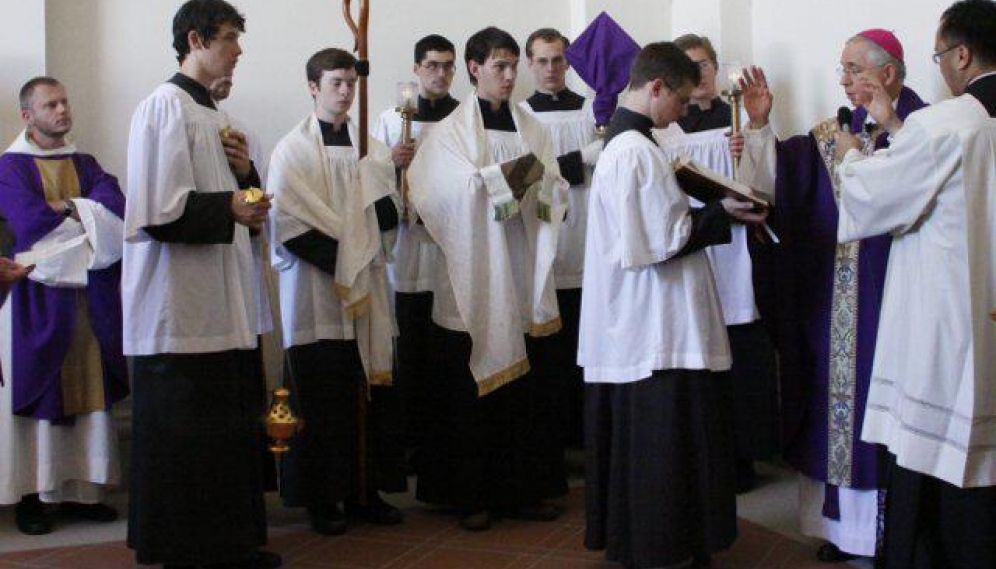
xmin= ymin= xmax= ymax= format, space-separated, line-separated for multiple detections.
xmin=771 ymin=87 xmax=927 ymax=508
xmin=0 ymin=151 xmax=128 ymax=424
xmin=565 ymin=11 xmax=640 ymax=126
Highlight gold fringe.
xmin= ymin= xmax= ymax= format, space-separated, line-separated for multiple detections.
xmin=527 ymin=316 xmax=562 ymax=337
xmin=343 ymin=293 xmax=372 ymax=319
xmin=367 ymin=370 xmax=392 ymax=387
xmin=476 ymin=357 xmax=530 ymax=397
xmin=334 ymin=282 xmax=351 ymax=301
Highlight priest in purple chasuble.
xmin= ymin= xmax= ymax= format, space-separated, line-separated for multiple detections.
xmin=0 ymin=77 xmax=126 ymax=535
xmin=734 ymin=30 xmax=926 ymax=561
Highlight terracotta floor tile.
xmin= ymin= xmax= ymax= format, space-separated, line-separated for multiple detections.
xmin=292 ymin=535 xmax=417 ymax=568
xmin=43 ymin=543 xmax=137 ymax=569
xmin=0 ymin=546 xmax=67 ymax=566
xmin=521 ymin=553 xmax=621 ymax=569
xmin=439 ymin=519 xmax=567 ymax=553
xmin=265 ymin=528 xmax=325 ymax=560
xmin=547 ymin=527 xmax=605 ymax=560
xmin=397 ymin=545 xmax=533 ymax=569
xmin=350 ymin=509 xmax=456 ymax=544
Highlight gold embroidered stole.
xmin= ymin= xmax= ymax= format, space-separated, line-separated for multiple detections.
xmin=33 ymin=157 xmax=106 ymax=417
xmin=811 ymin=118 xmax=879 ymax=487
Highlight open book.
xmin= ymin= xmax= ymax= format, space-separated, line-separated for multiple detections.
xmin=671 ymin=155 xmax=771 ymax=208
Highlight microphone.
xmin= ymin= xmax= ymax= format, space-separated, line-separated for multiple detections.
xmin=836 ymin=106 xmax=853 ymax=134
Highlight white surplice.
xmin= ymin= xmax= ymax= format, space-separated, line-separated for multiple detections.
xmin=268 ymin=115 xmax=397 ymax=384
xmin=372 ymin=108 xmax=443 ymax=294
xmin=519 ymin=99 xmax=598 ymax=290
xmin=578 ymin=130 xmax=731 ymax=384
xmin=837 ymin=94 xmax=996 ymax=488
xmin=406 ymin=95 xmax=569 ymax=395
xmin=655 ymin=125 xmax=765 ymax=326
xmin=123 ymin=83 xmax=261 ymax=356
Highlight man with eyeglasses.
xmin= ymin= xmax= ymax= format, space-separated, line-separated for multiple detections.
xmin=407 ymin=26 xmax=569 ymax=532
xmin=831 ymin=2 xmax=996 ymax=567
xmin=674 ymin=34 xmax=731 ymax=132
xmin=518 ymin=28 xmax=600 ymax=453
xmin=729 ymin=29 xmax=927 ymax=564
xmin=372 ymin=34 xmax=458 ymax=461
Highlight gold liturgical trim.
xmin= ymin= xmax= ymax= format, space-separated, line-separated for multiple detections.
xmin=34 ymin=157 xmax=105 ymax=416
xmin=476 ymin=357 xmax=530 ymax=397
xmin=34 ymin=157 xmax=81 ymax=202
xmin=61 ymin=290 xmax=106 ymax=416
xmin=367 ymin=370 xmax=392 ymax=386
xmin=528 ymin=317 xmax=562 ymax=338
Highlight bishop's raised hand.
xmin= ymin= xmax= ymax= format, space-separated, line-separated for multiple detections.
xmin=739 ymin=66 xmax=773 ymax=129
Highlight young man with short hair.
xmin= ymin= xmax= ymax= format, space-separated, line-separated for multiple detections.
xmin=407 ymin=26 xmax=569 ymax=532
xmin=371 ymin=34 xmax=459 ymax=454
xmin=124 ymin=1 xmax=277 ymax=567
xmin=580 ymin=42 xmax=766 ymax=569
xmin=268 ymin=47 xmax=404 ymax=536
xmin=519 ymin=28 xmax=601 ymax=450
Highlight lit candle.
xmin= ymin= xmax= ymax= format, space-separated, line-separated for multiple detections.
xmin=397 ymin=81 xmax=418 ymax=109
xmin=727 ymin=65 xmax=743 ymax=90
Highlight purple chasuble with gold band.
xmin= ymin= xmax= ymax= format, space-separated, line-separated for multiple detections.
xmin=770 ymin=86 xmax=926 ymax=515
xmin=0 ymin=147 xmax=128 ymax=424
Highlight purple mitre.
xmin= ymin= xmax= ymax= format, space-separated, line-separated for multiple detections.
xmin=565 ymin=11 xmax=640 ymax=126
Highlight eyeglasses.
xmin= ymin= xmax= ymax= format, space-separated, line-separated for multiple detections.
xmin=420 ymin=61 xmax=456 ymax=74
xmin=932 ymin=44 xmax=961 ymax=64
xmin=835 ymin=64 xmax=884 ymax=78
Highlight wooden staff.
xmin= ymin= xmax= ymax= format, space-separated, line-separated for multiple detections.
xmin=342 ymin=0 xmax=370 ymax=503
xmin=343 ymin=0 xmax=369 ymax=158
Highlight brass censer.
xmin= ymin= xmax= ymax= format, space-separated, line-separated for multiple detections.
xmin=264 ymin=388 xmax=302 ymax=454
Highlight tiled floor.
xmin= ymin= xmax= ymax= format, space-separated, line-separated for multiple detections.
xmin=0 ymin=472 xmax=868 ymax=569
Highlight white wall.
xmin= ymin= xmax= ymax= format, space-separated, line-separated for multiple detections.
xmin=0 ymin=2 xmax=46 ymax=145
xmin=37 ymin=0 xmax=957 ymax=185
xmin=751 ymin=0 xmax=952 ymax=135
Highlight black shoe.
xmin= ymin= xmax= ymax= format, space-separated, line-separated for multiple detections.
xmin=735 ymin=459 xmax=758 ymax=494
xmin=345 ymin=493 xmax=403 ymax=525
xmin=506 ymin=503 xmax=559 ymax=522
xmin=15 ymin=494 xmax=52 ymax=535
xmin=308 ymin=504 xmax=347 ymax=536
xmin=459 ymin=509 xmax=492 ymax=532
xmin=816 ymin=543 xmax=859 ymax=563
xmin=59 ymin=502 xmax=118 ymax=522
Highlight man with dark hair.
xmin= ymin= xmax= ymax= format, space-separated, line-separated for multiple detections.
xmin=662 ymin=33 xmax=780 ymax=496
xmin=407 ymin=26 xmax=569 ymax=532
xmin=519 ymin=27 xmax=601 ymax=449
xmin=831 ymin=2 xmax=996 ymax=567
xmin=171 ymin=0 xmax=245 ymax=64
xmin=0 ymin=77 xmax=127 ymax=536
xmin=269 ymin=47 xmax=404 ymax=537
xmin=123 ymin=1 xmax=277 ymax=567
xmin=372 ymin=34 xmax=458 ymax=457
xmin=733 ymin=28 xmax=927 ymax=564
xmin=580 ymin=42 xmax=767 ymax=569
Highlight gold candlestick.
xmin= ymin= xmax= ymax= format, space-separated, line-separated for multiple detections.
xmin=722 ymin=63 xmax=745 ymax=179
xmin=396 ymin=81 xmax=418 ymax=222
